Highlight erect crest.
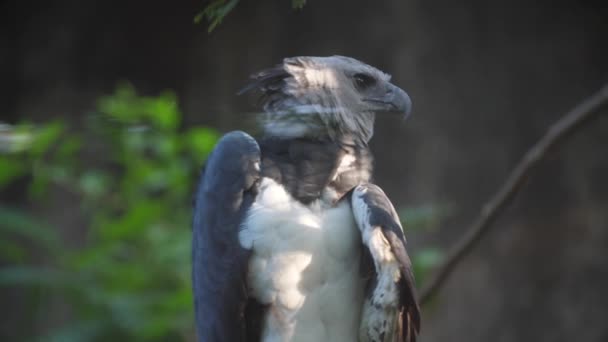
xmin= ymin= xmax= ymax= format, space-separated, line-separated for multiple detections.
xmin=240 ymin=56 xmax=403 ymax=144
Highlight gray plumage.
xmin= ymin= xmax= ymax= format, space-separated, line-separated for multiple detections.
xmin=242 ymin=56 xmax=411 ymax=144
xmin=192 ymin=132 xmax=260 ymax=341
xmin=193 ymin=56 xmax=419 ymax=342
xmin=353 ymin=184 xmax=420 ymax=342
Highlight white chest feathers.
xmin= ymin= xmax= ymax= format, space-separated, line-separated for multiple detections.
xmin=239 ymin=178 xmax=364 ymax=342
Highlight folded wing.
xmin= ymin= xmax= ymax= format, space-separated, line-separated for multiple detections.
xmin=192 ymin=131 xmax=261 ymax=341
xmin=351 ymin=184 xmax=421 ymax=342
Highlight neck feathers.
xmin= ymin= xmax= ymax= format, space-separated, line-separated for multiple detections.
xmin=259 ymin=137 xmax=373 ymax=205
xmin=261 ymin=108 xmax=376 ymax=144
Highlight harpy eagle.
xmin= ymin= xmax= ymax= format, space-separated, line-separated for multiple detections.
xmin=192 ymin=56 xmax=421 ymax=342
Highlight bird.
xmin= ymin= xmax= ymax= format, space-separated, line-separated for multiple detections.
xmin=192 ymin=56 xmax=420 ymax=342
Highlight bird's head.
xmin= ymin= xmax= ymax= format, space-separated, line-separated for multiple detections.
xmin=240 ymin=56 xmax=412 ymax=144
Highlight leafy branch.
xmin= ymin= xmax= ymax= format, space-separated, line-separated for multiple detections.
xmin=0 ymin=84 xmax=221 ymax=340
xmin=195 ymin=0 xmax=307 ymax=32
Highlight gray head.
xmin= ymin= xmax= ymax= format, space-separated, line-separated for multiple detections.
xmin=240 ymin=56 xmax=412 ymax=144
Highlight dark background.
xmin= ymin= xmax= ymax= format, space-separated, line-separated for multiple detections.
xmin=2 ymin=0 xmax=608 ymax=341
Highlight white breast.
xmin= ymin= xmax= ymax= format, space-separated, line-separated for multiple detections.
xmin=239 ymin=178 xmax=364 ymax=342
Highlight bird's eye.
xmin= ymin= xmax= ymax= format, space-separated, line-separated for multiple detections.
xmin=353 ymin=73 xmax=376 ymax=90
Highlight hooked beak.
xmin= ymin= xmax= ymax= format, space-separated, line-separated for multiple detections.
xmin=363 ymin=84 xmax=412 ymax=119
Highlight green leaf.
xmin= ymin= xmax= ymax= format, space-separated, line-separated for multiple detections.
xmin=193 ymin=11 xmax=204 ymax=24
xmin=198 ymin=0 xmax=240 ymax=32
xmin=144 ymin=91 xmax=180 ymax=130
xmin=99 ymin=201 xmax=166 ymax=240
xmin=154 ymin=135 xmax=179 ymax=158
xmin=0 ymin=123 xmax=34 ymax=153
xmin=292 ymin=0 xmax=307 ymax=9
xmin=0 ymin=240 xmax=26 ymax=261
xmin=412 ymin=247 xmax=444 ymax=285
xmin=0 ymin=157 xmax=26 ymax=188
xmin=79 ymin=171 xmax=110 ymax=198
xmin=98 ymin=84 xmax=181 ymax=131
xmin=97 ymin=83 xmax=139 ymax=124
xmin=55 ymin=135 xmax=82 ymax=162
xmin=184 ymin=127 xmax=220 ymax=159
xmin=196 ymin=0 xmax=307 ymax=31
xmin=28 ymin=160 xmax=55 ymax=198
xmin=29 ymin=121 xmax=65 ymax=158
xmin=0 ymin=206 xmax=62 ymax=251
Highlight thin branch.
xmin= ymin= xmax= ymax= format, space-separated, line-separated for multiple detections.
xmin=419 ymin=84 xmax=608 ymax=305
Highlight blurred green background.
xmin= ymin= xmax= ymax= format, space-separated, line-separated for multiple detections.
xmin=1 ymin=0 xmax=607 ymax=341
xmin=0 ymin=85 xmax=220 ymax=340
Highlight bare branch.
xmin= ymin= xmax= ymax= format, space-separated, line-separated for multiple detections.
xmin=419 ymin=84 xmax=608 ymax=305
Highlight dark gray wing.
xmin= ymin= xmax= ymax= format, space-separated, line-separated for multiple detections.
xmin=351 ymin=183 xmax=421 ymax=342
xmin=192 ymin=131 xmax=261 ymax=342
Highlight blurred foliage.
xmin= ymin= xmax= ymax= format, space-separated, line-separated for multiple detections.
xmin=400 ymin=204 xmax=453 ymax=233
xmin=195 ymin=0 xmax=307 ymax=32
xmin=400 ymin=205 xmax=451 ymax=286
xmin=0 ymin=83 xmax=444 ymax=340
xmin=0 ymin=83 xmax=219 ymax=341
